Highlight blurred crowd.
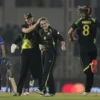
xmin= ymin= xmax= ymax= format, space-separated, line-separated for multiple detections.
xmin=0 ymin=24 xmax=21 ymax=56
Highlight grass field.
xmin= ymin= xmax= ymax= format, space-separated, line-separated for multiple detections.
xmin=0 ymin=93 xmax=100 ymax=100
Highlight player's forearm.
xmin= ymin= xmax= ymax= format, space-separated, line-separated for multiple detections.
xmin=22 ymin=23 xmax=39 ymax=33
xmin=68 ymin=33 xmax=74 ymax=40
xmin=1 ymin=45 xmax=6 ymax=58
xmin=68 ymin=28 xmax=74 ymax=40
xmin=61 ymin=41 xmax=66 ymax=51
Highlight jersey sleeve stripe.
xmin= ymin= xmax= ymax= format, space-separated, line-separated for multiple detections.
xmin=74 ymin=17 xmax=83 ymax=25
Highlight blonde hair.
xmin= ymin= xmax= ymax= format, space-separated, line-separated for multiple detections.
xmin=77 ymin=6 xmax=92 ymax=16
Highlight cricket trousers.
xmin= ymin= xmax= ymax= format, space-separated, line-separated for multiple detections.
xmin=40 ymin=49 xmax=56 ymax=94
xmin=17 ymin=47 xmax=43 ymax=94
xmin=80 ymin=46 xmax=97 ymax=92
xmin=24 ymin=71 xmax=31 ymax=91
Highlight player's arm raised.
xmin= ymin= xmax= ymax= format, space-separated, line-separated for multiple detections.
xmin=22 ymin=18 xmax=42 ymax=33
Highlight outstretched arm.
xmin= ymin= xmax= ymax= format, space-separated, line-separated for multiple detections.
xmin=22 ymin=18 xmax=42 ymax=33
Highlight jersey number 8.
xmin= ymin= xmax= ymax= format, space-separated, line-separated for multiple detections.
xmin=83 ymin=25 xmax=90 ymax=36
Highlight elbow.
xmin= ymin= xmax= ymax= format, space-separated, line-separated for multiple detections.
xmin=68 ymin=31 xmax=72 ymax=36
xmin=68 ymin=28 xmax=74 ymax=36
xmin=59 ymin=36 xmax=64 ymax=42
xmin=23 ymin=30 xmax=29 ymax=34
xmin=22 ymin=29 xmax=30 ymax=33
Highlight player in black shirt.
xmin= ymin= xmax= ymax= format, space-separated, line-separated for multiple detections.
xmin=13 ymin=13 xmax=43 ymax=96
xmin=11 ymin=35 xmax=34 ymax=95
xmin=68 ymin=6 xmax=100 ymax=94
xmin=34 ymin=18 xmax=66 ymax=96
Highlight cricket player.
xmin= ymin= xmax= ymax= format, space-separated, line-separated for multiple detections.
xmin=35 ymin=18 xmax=66 ymax=96
xmin=68 ymin=6 xmax=100 ymax=95
xmin=0 ymin=36 xmax=9 ymax=91
xmin=12 ymin=12 xmax=43 ymax=96
xmin=11 ymin=34 xmax=31 ymax=95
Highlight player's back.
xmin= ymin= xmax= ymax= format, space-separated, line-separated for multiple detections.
xmin=76 ymin=17 xmax=98 ymax=46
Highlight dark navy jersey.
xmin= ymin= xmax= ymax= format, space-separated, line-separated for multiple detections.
xmin=71 ymin=17 xmax=100 ymax=47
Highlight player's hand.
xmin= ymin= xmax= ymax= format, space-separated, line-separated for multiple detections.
xmin=61 ymin=45 xmax=66 ymax=51
xmin=36 ymin=18 xmax=43 ymax=24
xmin=11 ymin=44 xmax=19 ymax=53
xmin=61 ymin=41 xmax=66 ymax=51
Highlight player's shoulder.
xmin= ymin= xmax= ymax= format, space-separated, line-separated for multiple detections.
xmin=49 ymin=26 xmax=57 ymax=32
xmin=49 ymin=26 xmax=61 ymax=36
xmin=90 ymin=17 xmax=97 ymax=22
xmin=74 ymin=17 xmax=83 ymax=25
